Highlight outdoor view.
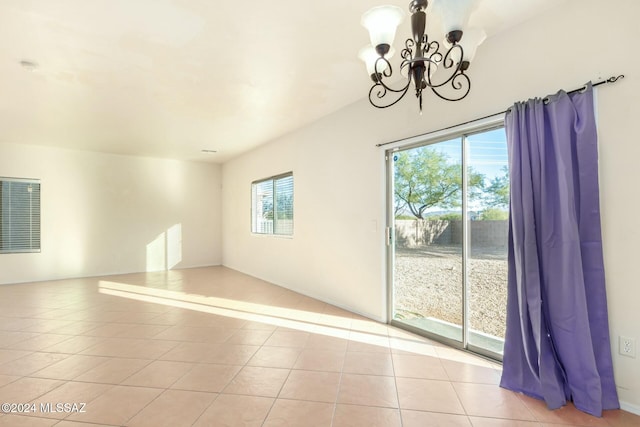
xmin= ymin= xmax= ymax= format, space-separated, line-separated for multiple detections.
xmin=392 ymin=127 xmax=509 ymax=355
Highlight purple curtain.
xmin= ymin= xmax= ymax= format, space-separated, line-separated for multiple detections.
xmin=500 ymin=84 xmax=619 ymax=417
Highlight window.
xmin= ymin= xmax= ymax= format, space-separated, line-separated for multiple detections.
xmin=0 ymin=177 xmax=41 ymax=253
xmin=252 ymin=173 xmax=293 ymax=236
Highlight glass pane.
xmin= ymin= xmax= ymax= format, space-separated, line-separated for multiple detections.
xmin=393 ymin=138 xmax=463 ymax=342
xmin=0 ymin=180 xmax=41 ymax=253
xmin=252 ymin=180 xmax=274 ymax=234
xmin=467 ymin=128 xmax=508 ymax=355
xmin=274 ymin=175 xmax=294 ymax=235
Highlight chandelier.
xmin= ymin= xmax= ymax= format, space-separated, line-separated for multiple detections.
xmin=359 ymin=0 xmax=486 ymax=112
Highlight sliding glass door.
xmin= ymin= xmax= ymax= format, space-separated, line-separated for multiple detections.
xmin=387 ymin=121 xmax=508 ymax=359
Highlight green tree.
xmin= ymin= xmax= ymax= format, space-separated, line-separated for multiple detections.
xmin=394 ymin=148 xmax=485 ymax=219
xmin=480 ymin=208 xmax=509 ymax=220
xmin=484 ymin=166 xmax=509 ymax=208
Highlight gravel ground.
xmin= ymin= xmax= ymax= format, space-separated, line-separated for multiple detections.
xmin=394 ymin=245 xmax=508 ymax=338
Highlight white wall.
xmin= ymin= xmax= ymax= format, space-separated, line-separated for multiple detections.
xmin=0 ymin=143 xmax=222 ymax=284
xmin=222 ymin=0 xmax=640 ymax=410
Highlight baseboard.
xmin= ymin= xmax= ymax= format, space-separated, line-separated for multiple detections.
xmin=620 ymin=400 xmax=640 ymax=416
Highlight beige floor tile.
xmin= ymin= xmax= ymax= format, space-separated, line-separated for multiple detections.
xmin=0 ymin=331 xmax=40 ymax=348
xmin=122 ymin=360 xmax=194 ymax=388
xmin=517 ymin=394 xmax=609 ymax=426
xmin=343 ymin=352 xmax=394 ymax=376
xmin=402 ymin=410 xmax=472 ymax=427
xmin=264 ymin=331 xmax=309 ymax=348
xmin=224 ymin=366 xmax=290 ymax=397
xmin=54 ymin=422 xmax=119 ymax=427
xmin=127 ymin=389 xmax=216 ymax=427
xmin=159 ymin=341 xmax=220 ymax=362
xmin=453 ymin=382 xmax=537 ymax=421
xmin=0 ymin=349 xmax=32 ymax=365
xmin=113 ymin=324 xmax=169 ymax=339
xmin=392 ymin=354 xmax=448 ymax=380
xmin=48 ymin=321 xmax=101 ymax=336
xmin=305 ymin=334 xmax=349 ymax=352
xmin=201 ymin=344 xmax=258 ymax=365
xmin=396 ymin=378 xmax=465 ymax=414
xmin=263 ymin=399 xmax=334 ymax=427
xmin=81 ymin=338 xmax=177 ymax=359
xmin=242 ymin=321 xmax=278 ymax=332
xmin=153 ymin=325 xmax=227 ymax=342
xmin=226 ymin=329 xmax=274 ymax=346
xmin=333 ymin=404 xmax=402 ymax=427
xmin=8 ymin=334 xmax=73 ymax=352
xmin=0 ymin=352 xmax=69 ymax=376
xmin=389 ymin=338 xmax=439 ymax=357
xmin=247 ymin=346 xmax=302 ymax=369
xmin=293 ymin=349 xmax=345 ymax=372
xmin=279 ymin=370 xmax=340 ymax=403
xmin=42 ymin=336 xmax=104 ymax=354
xmin=347 ymin=336 xmax=391 ymax=354
xmin=29 ymin=381 xmax=112 ymax=419
xmin=65 ymin=385 xmax=162 ymax=425
xmin=30 ymin=354 xmax=109 ymax=380
xmin=171 ymin=363 xmax=241 ymax=392
xmin=82 ymin=323 xmax=135 ymax=338
xmin=0 ymin=377 xmax=65 ymax=403
xmin=73 ymin=358 xmax=150 ymax=384
xmin=468 ymin=417 xmax=543 ymax=426
xmin=0 ymin=375 xmax=19 ymax=388
xmin=603 ymin=409 xmax=640 ymax=427
xmin=21 ymin=320 xmax=75 ymax=334
xmin=338 ymin=374 xmax=398 ymax=408
xmin=193 ymin=394 xmax=274 ymax=427
xmin=0 ymin=415 xmax=58 ymax=426
xmin=442 ymin=359 xmax=502 ymax=384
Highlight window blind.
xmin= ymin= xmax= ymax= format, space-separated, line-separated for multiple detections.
xmin=0 ymin=178 xmax=41 ymax=253
xmin=251 ymin=173 xmax=293 ymax=236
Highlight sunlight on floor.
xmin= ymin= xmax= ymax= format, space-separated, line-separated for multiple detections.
xmin=98 ymin=280 xmax=490 ymax=367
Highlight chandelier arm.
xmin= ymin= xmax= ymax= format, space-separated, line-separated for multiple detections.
xmin=371 ymin=57 xmax=411 ymax=96
xmin=367 ymin=68 xmax=414 ymax=108
xmin=424 ymin=44 xmax=464 ymax=89
xmin=430 ymin=72 xmax=471 ymax=101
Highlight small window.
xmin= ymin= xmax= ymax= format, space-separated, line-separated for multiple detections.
xmin=252 ymin=173 xmax=293 ymax=236
xmin=0 ymin=177 xmax=41 ymax=253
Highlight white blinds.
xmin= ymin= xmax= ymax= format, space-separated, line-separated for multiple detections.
xmin=0 ymin=178 xmax=41 ymax=253
xmin=274 ymin=174 xmax=293 ymax=235
xmin=251 ymin=173 xmax=293 ymax=236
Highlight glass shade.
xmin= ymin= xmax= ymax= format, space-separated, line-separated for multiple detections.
xmin=459 ymin=27 xmax=486 ymax=62
xmin=443 ymin=26 xmax=486 ymax=64
xmin=432 ymin=0 xmax=478 ymax=34
xmin=359 ymin=45 xmax=395 ymax=75
xmin=361 ymin=5 xmax=405 ymax=49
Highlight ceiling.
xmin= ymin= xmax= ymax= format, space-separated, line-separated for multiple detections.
xmin=0 ymin=0 xmax=561 ymax=163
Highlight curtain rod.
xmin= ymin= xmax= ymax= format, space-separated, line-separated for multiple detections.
xmin=375 ymin=74 xmax=625 ymax=148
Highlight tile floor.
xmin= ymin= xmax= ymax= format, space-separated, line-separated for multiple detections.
xmin=0 ymin=266 xmax=637 ymax=427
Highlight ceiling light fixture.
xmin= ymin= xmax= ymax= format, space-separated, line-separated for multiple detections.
xmin=19 ymin=59 xmax=39 ymax=72
xmin=359 ymin=0 xmax=485 ymax=112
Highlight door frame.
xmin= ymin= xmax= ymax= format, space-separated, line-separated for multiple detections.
xmin=385 ymin=114 xmax=506 ymax=361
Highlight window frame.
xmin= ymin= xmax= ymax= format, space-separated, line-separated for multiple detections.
xmin=251 ymin=172 xmax=294 ymax=237
xmin=0 ymin=176 xmax=42 ymax=254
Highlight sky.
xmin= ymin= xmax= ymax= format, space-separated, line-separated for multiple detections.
xmin=394 ymin=127 xmax=508 ymax=214
xmin=431 ymin=127 xmax=508 ymax=181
